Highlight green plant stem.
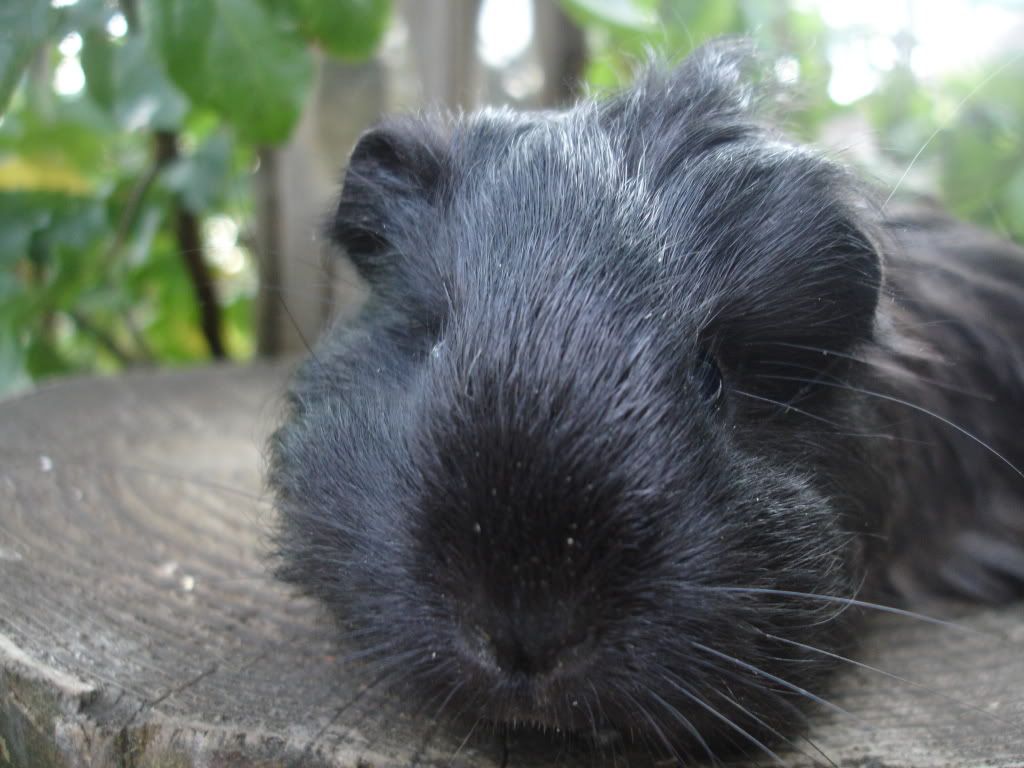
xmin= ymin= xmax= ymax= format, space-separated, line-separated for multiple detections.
xmin=155 ymin=131 xmax=227 ymax=360
xmin=69 ymin=311 xmax=134 ymax=365
xmin=120 ymin=0 xmax=139 ymax=31
xmin=108 ymin=158 xmax=164 ymax=263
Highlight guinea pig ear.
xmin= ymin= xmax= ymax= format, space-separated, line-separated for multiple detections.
xmin=327 ymin=119 xmax=449 ymax=280
xmin=710 ymin=189 xmax=885 ymax=402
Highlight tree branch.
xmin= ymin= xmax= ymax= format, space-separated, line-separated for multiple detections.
xmin=68 ymin=311 xmax=134 ymax=365
xmin=155 ymin=131 xmax=227 ymax=360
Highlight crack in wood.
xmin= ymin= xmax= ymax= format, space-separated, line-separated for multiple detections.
xmin=145 ymin=664 xmax=220 ymax=711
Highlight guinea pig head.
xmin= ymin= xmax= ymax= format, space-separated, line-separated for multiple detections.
xmin=270 ymin=43 xmax=885 ymax=756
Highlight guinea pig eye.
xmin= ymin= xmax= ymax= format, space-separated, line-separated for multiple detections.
xmin=696 ymin=348 xmax=724 ymax=405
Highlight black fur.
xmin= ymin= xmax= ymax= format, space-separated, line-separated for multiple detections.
xmin=268 ymin=41 xmax=1024 ymax=761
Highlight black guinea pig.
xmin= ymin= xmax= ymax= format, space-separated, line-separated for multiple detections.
xmin=267 ymin=40 xmax=1024 ymax=762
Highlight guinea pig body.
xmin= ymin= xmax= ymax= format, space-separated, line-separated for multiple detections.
xmin=268 ymin=41 xmax=1024 ymax=760
xmin=866 ymin=210 xmax=1024 ymax=602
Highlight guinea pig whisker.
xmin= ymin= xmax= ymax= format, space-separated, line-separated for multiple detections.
xmin=774 ymin=568 xmax=870 ymax=630
xmin=657 ymin=670 xmax=785 ymax=766
xmin=763 ymin=632 xmax=1021 ymax=730
xmin=336 ymin=637 xmax=408 ymax=666
xmin=698 ymin=587 xmax=984 ymax=635
xmin=410 ymin=686 xmax=483 ymax=767
xmin=577 ymin=691 xmax=601 ymax=749
xmin=406 ymin=712 xmax=444 ymax=766
xmin=310 ymin=568 xmax=426 ymax=607
xmin=883 ymin=49 xmax=1024 ymax=209
xmin=297 ymin=659 xmax=414 ymax=755
xmin=755 ymin=374 xmax=1024 ymax=482
xmin=708 ymin=681 xmax=838 ymax=768
xmin=798 ymin=735 xmax=838 ymax=768
xmin=396 ymin=662 xmax=467 ymax=732
xmin=448 ymin=715 xmax=484 ymax=767
xmin=275 ymin=293 xmax=325 ymax=375
xmin=729 ymin=389 xmax=848 ymax=429
xmin=690 ymin=643 xmax=865 ymax=728
xmin=646 ymin=688 xmax=720 ymax=766
xmin=259 ymin=281 xmax=340 ymax=301
xmin=350 ymin=665 xmax=432 ymax=716
xmin=423 ymin=678 xmax=466 ymax=727
xmin=757 ymin=341 xmax=996 ymax=401
xmin=586 ymin=679 xmax=613 ymax=741
xmin=750 ymin=356 xmax=954 ymax=428
xmin=359 ymin=648 xmax=442 ymax=694
xmin=357 ymin=668 xmax=452 ymax=745
xmin=498 ymin=731 xmax=510 ymax=768
xmin=710 ymin=662 xmax=818 ymax=731
xmin=749 ymin=691 xmax=839 ymax=766
xmin=616 ymin=686 xmax=690 ymax=767
xmin=793 ymin=429 xmax=933 ymax=446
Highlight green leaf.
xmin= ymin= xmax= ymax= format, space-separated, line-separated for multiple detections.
xmin=0 ymin=0 xmax=50 ymax=113
xmin=0 ymin=193 xmax=49 ymax=282
xmin=0 ymin=92 xmax=137 ymax=181
xmin=50 ymin=0 xmax=113 ymax=39
xmin=558 ymin=0 xmax=658 ymax=32
xmin=662 ymin=0 xmax=738 ymax=51
xmin=276 ymin=0 xmax=391 ymax=59
xmin=148 ymin=0 xmax=313 ymax=144
xmin=82 ymin=29 xmax=116 ymax=111
xmin=1002 ymin=166 xmax=1024 ymax=242
xmin=25 ymin=336 xmax=75 ymax=380
xmin=131 ymin=233 xmax=208 ymax=361
xmin=0 ymin=315 xmax=32 ymax=398
xmin=117 ymin=37 xmax=189 ymax=131
xmin=83 ymin=33 xmax=188 ymax=131
xmin=161 ymin=131 xmax=234 ymax=213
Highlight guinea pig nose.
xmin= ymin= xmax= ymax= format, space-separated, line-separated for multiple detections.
xmin=463 ymin=620 xmax=593 ymax=679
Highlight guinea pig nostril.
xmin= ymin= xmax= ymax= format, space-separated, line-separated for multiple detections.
xmin=462 ymin=620 xmax=594 ymax=679
xmin=463 ymin=624 xmax=497 ymax=664
xmin=464 ymin=623 xmax=531 ymax=674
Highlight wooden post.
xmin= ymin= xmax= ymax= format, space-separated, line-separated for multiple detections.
xmin=534 ymin=0 xmax=586 ymax=107
xmin=402 ymin=0 xmax=482 ymax=110
xmin=254 ymin=56 xmax=381 ymax=358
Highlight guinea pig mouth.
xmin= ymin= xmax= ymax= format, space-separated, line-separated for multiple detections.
xmin=453 ymin=638 xmax=603 ymax=734
xmin=483 ymin=685 xmax=603 ymax=735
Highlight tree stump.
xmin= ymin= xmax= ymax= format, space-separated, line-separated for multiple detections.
xmin=1 ymin=364 xmax=1022 ymax=767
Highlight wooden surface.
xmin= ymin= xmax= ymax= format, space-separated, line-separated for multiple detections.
xmin=1 ymin=364 xmax=1023 ymax=768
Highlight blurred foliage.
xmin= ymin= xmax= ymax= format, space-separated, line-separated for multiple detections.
xmin=559 ymin=0 xmax=1024 ymax=242
xmin=1 ymin=0 xmax=1021 ymax=396
xmin=0 ymin=0 xmax=390 ymax=395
